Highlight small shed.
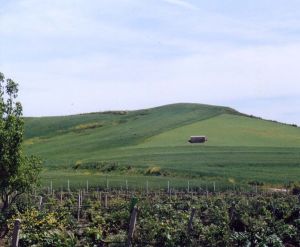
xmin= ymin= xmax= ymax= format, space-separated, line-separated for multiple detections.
xmin=188 ymin=136 xmax=207 ymax=143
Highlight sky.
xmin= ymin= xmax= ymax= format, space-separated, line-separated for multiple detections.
xmin=0 ymin=0 xmax=300 ymax=124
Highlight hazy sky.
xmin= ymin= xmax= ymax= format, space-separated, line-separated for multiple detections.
xmin=1 ymin=0 xmax=300 ymax=124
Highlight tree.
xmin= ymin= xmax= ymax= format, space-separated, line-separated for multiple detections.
xmin=0 ymin=72 xmax=41 ymax=237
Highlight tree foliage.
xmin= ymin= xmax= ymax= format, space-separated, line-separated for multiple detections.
xmin=0 ymin=72 xmax=41 ymax=236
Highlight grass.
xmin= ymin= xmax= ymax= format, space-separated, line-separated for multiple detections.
xmin=140 ymin=114 xmax=300 ymax=147
xmin=23 ymin=103 xmax=300 ymax=189
xmin=41 ymin=169 xmax=238 ymax=191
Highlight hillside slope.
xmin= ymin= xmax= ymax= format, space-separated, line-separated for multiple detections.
xmin=23 ymin=103 xmax=300 ymax=183
xmin=25 ymin=103 xmax=235 ymax=139
xmin=24 ymin=103 xmax=236 ymax=157
xmin=140 ymin=114 xmax=300 ymax=148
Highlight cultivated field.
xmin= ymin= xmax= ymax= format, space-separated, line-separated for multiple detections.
xmin=6 ymin=190 xmax=300 ymax=246
xmin=24 ymin=103 xmax=300 ymax=189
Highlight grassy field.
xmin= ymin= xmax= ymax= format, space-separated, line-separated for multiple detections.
xmin=23 ymin=103 xmax=300 ymax=189
xmin=140 ymin=114 xmax=300 ymax=147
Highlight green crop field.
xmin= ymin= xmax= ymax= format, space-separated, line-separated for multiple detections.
xmin=23 ymin=103 xmax=300 ymax=189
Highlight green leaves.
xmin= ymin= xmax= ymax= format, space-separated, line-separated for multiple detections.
xmin=5 ymin=192 xmax=300 ymax=246
xmin=5 ymin=79 xmax=19 ymax=99
xmin=0 ymin=72 xmax=41 ymax=237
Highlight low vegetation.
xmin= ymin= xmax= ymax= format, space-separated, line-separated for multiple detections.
xmin=4 ymin=191 xmax=300 ymax=246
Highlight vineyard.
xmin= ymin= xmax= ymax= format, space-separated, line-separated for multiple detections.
xmin=4 ymin=187 xmax=300 ymax=246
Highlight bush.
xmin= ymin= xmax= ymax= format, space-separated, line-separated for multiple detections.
xmin=145 ymin=166 xmax=162 ymax=176
xmin=290 ymin=183 xmax=300 ymax=195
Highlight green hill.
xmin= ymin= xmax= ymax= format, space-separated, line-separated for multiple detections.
xmin=24 ymin=103 xmax=236 ymax=158
xmin=23 ymin=103 xmax=300 ymax=189
xmin=140 ymin=114 xmax=300 ymax=148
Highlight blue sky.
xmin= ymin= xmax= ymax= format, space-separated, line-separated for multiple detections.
xmin=1 ymin=0 xmax=300 ymax=124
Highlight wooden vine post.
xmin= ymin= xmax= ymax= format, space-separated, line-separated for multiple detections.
xmin=77 ymin=192 xmax=81 ymax=222
xmin=105 ymin=194 xmax=108 ymax=208
xmin=38 ymin=196 xmax=43 ymax=211
xmin=60 ymin=190 xmax=63 ymax=204
xmin=146 ymin=180 xmax=149 ymax=196
xmin=106 ymin=177 xmax=109 ymax=190
xmin=11 ymin=219 xmax=21 ymax=247
xmin=188 ymin=208 xmax=196 ymax=233
xmin=126 ymin=206 xmax=138 ymax=247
